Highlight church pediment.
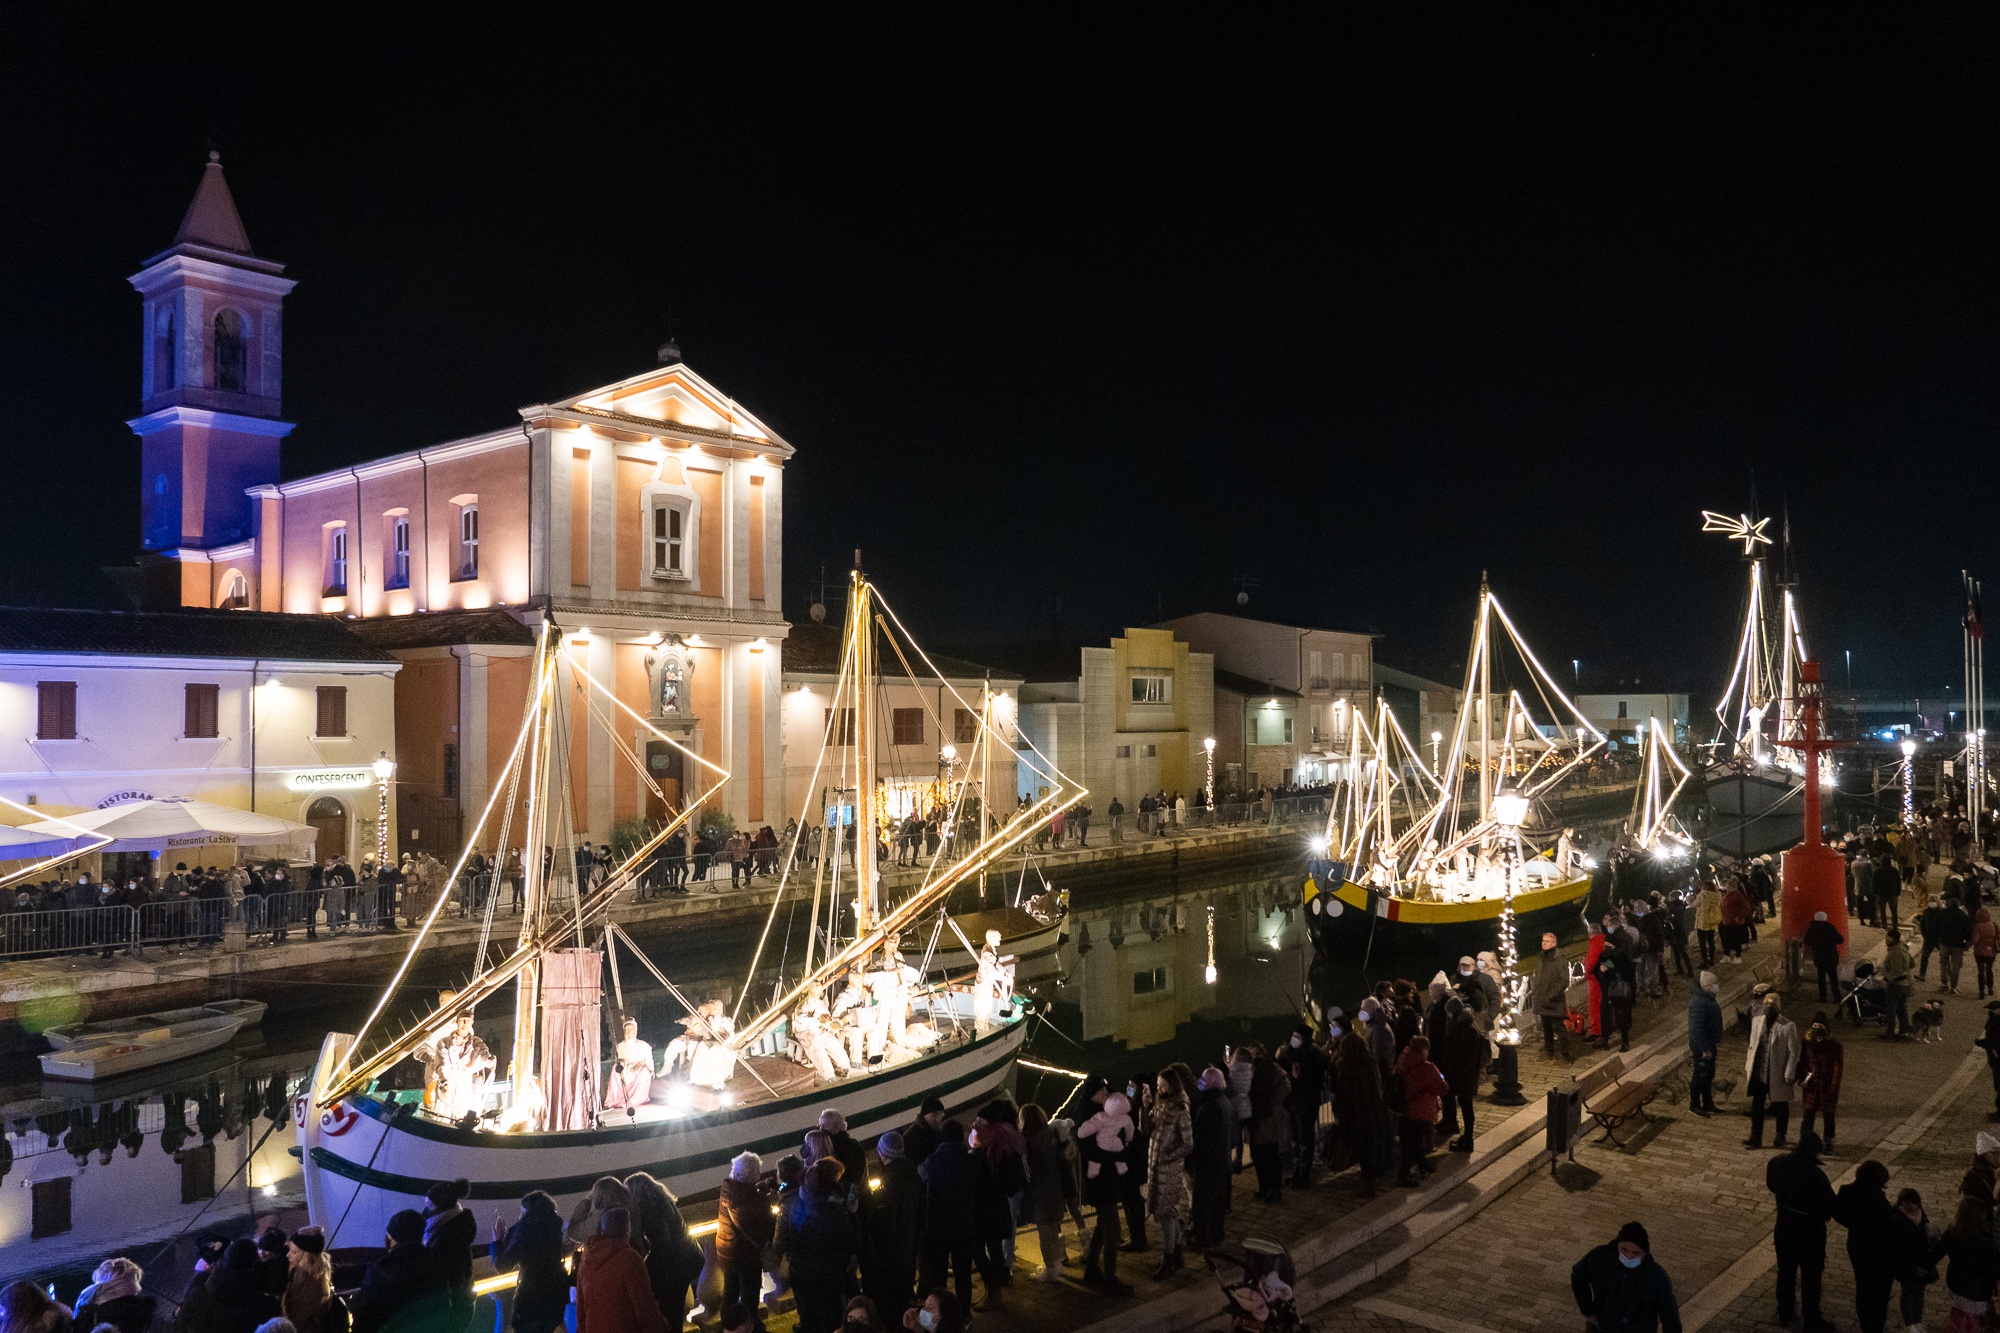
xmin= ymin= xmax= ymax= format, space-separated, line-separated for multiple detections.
xmin=560 ymin=364 xmax=790 ymax=455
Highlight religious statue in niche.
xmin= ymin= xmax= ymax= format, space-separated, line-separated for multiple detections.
xmin=646 ymin=642 xmax=693 ymax=721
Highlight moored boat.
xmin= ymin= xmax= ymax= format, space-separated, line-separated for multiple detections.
xmin=40 ymin=1000 xmax=266 ymax=1081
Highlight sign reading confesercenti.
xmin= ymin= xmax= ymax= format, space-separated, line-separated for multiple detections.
xmin=285 ymin=768 xmax=376 ymax=792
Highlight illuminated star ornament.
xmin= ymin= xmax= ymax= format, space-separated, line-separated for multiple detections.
xmin=1701 ymin=510 xmax=1773 ymax=555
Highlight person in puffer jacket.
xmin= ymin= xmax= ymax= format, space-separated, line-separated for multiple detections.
xmin=1393 ymin=1036 xmax=1449 ymax=1188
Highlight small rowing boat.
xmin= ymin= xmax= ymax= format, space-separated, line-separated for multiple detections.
xmin=40 ymin=999 xmax=266 ymax=1081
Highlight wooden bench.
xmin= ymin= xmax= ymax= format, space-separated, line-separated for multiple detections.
xmin=1575 ymin=1053 xmax=1659 ymax=1147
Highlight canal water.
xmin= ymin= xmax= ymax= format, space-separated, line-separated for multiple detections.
xmin=0 ymin=865 xmax=1456 ymax=1296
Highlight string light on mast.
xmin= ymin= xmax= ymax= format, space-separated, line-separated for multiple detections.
xmin=1203 ymin=736 xmax=1216 ymax=808
xmin=1204 ymin=903 xmax=1217 ymax=985
xmin=1902 ymin=738 xmax=1917 ymax=825
xmin=1488 ymin=788 xmax=1530 ymax=1105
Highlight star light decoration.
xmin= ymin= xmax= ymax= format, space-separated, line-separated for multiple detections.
xmin=1701 ymin=511 xmax=1773 ymax=556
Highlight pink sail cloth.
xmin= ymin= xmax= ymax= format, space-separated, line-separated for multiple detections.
xmin=540 ymin=947 xmax=603 ymax=1131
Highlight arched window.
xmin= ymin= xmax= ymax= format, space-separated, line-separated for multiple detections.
xmin=213 ymin=310 xmax=246 ymax=393
xmin=324 ymin=523 xmax=348 ymax=596
xmin=455 ymin=501 xmax=480 ymax=581
xmin=154 ymin=307 xmax=176 ymax=393
xmin=640 ymin=479 xmax=699 ymax=585
xmin=386 ymin=513 xmax=411 ymax=590
xmin=221 ymin=571 xmax=248 ymax=609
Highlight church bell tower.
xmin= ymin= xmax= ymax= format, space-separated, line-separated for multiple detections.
xmin=128 ymin=152 xmax=295 ymax=608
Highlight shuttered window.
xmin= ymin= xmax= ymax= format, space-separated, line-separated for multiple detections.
xmin=891 ymin=708 xmax=924 ymax=747
xmin=36 ymin=681 xmax=76 ymax=740
xmin=316 ymin=686 xmax=348 ymax=738
xmin=185 ymin=683 xmax=220 ymax=739
xmin=954 ymin=708 xmax=978 ymax=745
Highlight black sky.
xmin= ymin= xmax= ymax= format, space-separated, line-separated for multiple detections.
xmin=2 ymin=5 xmax=1996 ymax=698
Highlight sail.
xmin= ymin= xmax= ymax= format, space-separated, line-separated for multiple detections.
xmin=540 ymin=947 xmax=602 ymax=1131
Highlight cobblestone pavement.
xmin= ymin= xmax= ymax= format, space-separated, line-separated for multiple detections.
xmin=1309 ymin=881 xmax=2000 ymax=1333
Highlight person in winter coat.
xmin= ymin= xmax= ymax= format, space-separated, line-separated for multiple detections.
xmin=1146 ymin=1069 xmax=1194 ymax=1277
xmin=422 ymin=1178 xmax=478 ymax=1305
xmin=918 ymin=1120 xmax=980 ymax=1307
xmin=1529 ymin=933 xmax=1573 ymax=1061
xmin=1744 ymin=989 xmax=1801 ymax=1150
xmin=180 ymin=1241 xmax=283 ymax=1333
xmin=1803 ymin=912 xmax=1844 ymax=1002
xmin=74 ymin=1259 xmax=154 ymax=1333
xmin=1333 ymin=1030 xmax=1392 ymax=1197
xmin=570 ymin=1177 xmax=634 ymax=1249
xmin=1359 ymin=998 xmax=1396 ymax=1081
xmin=1075 ymin=1087 xmax=1135 ymax=1295
xmin=576 ymin=1208 xmax=671 ymax=1333
xmin=1569 ymin=1222 xmax=1682 ymax=1333
xmin=1593 ymin=931 xmax=1636 ymax=1052
xmin=1189 ymin=1066 xmax=1235 ymax=1245
xmin=1693 ymin=881 xmax=1724 ymax=969
xmin=1720 ymin=881 xmax=1752 ymax=962
xmin=902 ymin=1096 xmax=946 ymax=1169
xmin=1880 ymin=930 xmax=1915 ymax=1038
xmin=1687 ymin=972 xmax=1723 ymax=1116
xmin=1019 ymin=1111 xmax=1069 ymax=1282
xmin=1392 ymin=1036 xmax=1449 ymax=1188
xmin=1226 ymin=1046 xmax=1256 ymax=1171
xmin=280 ymin=1232 xmax=333 ymax=1333
xmin=1246 ymin=1049 xmax=1292 ymax=1204
xmin=491 ymin=1192 xmax=571 ymax=1333
xmin=864 ymin=1131 xmax=926 ymax=1321
xmin=1891 ymin=1187 xmax=1941 ymax=1332
xmin=349 ymin=1213 xmax=450 ymax=1333
xmin=1797 ymin=1016 xmax=1845 ymax=1153
xmin=1833 ymin=1159 xmax=1899 ymax=1333
xmin=253 ymin=1230 xmax=291 ymax=1302
xmin=1436 ymin=1000 xmax=1486 ymax=1153
xmin=627 ymin=1172 xmax=704 ymax=1333
xmin=1453 ymin=956 xmax=1500 ymax=1037
xmin=1975 ymin=907 xmax=2000 ymax=999
xmin=1943 ymin=1194 xmax=1996 ymax=1327
xmin=716 ymin=1153 xmax=775 ymax=1316
xmin=1281 ymin=1024 xmax=1329 ymax=1187
xmin=968 ymin=1117 xmax=1026 ymax=1311
xmin=1938 ymin=896 xmax=1973 ymax=994
xmin=786 ymin=1158 xmax=864 ymax=1333
xmin=1765 ymin=1133 xmax=1836 ymax=1330
xmin=818 ymin=1110 xmax=869 ymax=1211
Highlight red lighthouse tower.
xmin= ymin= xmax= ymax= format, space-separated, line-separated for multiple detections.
xmin=1775 ymin=659 xmax=1850 ymax=955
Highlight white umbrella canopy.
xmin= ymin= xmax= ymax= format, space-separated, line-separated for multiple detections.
xmin=23 ymin=798 xmax=316 ymax=855
xmin=0 ymin=823 xmax=88 ymax=860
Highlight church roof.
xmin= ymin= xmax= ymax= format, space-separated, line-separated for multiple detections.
xmin=341 ymin=608 xmax=537 ymax=651
xmin=174 ymin=152 xmax=254 ymax=255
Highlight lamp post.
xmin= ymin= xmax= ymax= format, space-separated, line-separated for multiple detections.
xmin=1203 ymin=736 xmax=1216 ymax=809
xmin=1488 ymin=789 xmax=1531 ymax=1106
xmin=372 ymin=752 xmax=396 ymax=873
xmin=1902 ymin=738 xmax=1917 ymax=826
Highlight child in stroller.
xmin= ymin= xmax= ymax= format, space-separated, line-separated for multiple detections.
xmin=1839 ymin=960 xmax=1887 ymax=1028
xmin=1222 ymin=1237 xmax=1304 ymax=1333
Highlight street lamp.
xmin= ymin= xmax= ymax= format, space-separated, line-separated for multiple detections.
xmin=1488 ymin=789 xmax=1530 ymax=1105
xmin=371 ymin=751 xmax=396 ymax=882
xmin=1203 ymin=736 xmax=1216 ymax=808
xmin=1902 ymin=738 xmax=1917 ymax=825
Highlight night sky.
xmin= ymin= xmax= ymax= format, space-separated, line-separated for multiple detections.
xmin=3 ymin=7 xmax=1996 ymax=701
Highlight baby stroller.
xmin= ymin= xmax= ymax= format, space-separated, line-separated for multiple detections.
xmin=1839 ymin=960 xmax=1888 ymax=1028
xmin=1221 ymin=1237 xmax=1305 ymax=1333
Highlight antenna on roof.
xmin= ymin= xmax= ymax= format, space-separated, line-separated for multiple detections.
xmin=1234 ymin=575 xmax=1259 ymax=608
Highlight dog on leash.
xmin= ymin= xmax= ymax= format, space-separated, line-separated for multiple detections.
xmin=1910 ymin=999 xmax=1946 ymax=1044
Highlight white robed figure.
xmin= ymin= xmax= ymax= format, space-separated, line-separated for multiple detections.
xmin=973 ymin=929 xmax=1015 ymax=1027
xmin=602 ymin=1017 xmax=655 ymax=1117
xmin=429 ymin=1013 xmax=495 ymax=1121
xmin=791 ymin=981 xmax=851 ymax=1082
xmin=662 ymin=999 xmax=738 ymax=1091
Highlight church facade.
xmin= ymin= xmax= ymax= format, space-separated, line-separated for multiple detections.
xmin=130 ymin=154 xmax=790 ymax=855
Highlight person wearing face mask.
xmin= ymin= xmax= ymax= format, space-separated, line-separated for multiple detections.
xmin=1687 ymin=973 xmax=1722 ymax=1118
xmin=1797 ymin=1015 xmax=1844 ymax=1154
xmin=1744 ymin=988 xmax=1801 ymax=1150
xmin=1282 ymin=1024 xmax=1329 ymax=1187
xmin=1569 ymin=1221 xmax=1682 ymax=1333
xmin=897 ymin=1289 xmax=964 ymax=1333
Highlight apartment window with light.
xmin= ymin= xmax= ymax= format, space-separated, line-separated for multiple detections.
xmin=325 ymin=527 xmax=348 ymax=596
xmin=37 ymin=681 xmax=76 ymax=740
xmin=388 ymin=516 xmax=411 ymax=590
xmin=185 ymin=684 xmax=219 ymax=739
xmin=1130 ymin=673 xmax=1171 ymax=704
xmin=455 ymin=504 xmax=480 ymax=581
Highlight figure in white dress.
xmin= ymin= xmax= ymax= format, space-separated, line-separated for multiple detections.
xmin=791 ymin=981 xmax=851 ymax=1082
xmin=429 ymin=1013 xmax=495 ymax=1121
xmin=602 ymin=1018 xmax=655 ymax=1118
xmin=973 ymin=929 xmax=1015 ymax=1027
xmin=662 ymin=999 xmax=737 ymax=1089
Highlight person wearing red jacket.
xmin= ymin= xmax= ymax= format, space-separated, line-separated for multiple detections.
xmin=1393 ymin=1036 xmax=1451 ymax=1188
xmin=576 ymin=1207 xmax=671 ymax=1333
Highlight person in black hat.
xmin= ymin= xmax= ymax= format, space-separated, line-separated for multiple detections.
xmin=350 ymin=1209 xmax=449 ymax=1333
xmin=179 ymin=1240 xmax=280 ymax=1333
xmin=1569 ymin=1221 xmax=1682 ymax=1333
xmin=253 ymin=1227 xmax=290 ymax=1300
xmin=903 ymin=1094 xmax=947 ymax=1167
xmin=1766 ymin=1131 xmax=1837 ymax=1332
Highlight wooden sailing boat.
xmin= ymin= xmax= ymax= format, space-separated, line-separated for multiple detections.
xmin=1303 ymin=577 xmax=1604 ymax=957
xmin=298 ymin=566 xmax=1085 ymax=1246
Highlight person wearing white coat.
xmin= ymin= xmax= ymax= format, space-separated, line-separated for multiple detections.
xmin=1744 ymin=988 xmax=1802 ymax=1149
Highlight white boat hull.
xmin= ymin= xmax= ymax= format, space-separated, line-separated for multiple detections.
xmin=39 ymin=1015 xmax=250 ymax=1081
xmin=298 ymin=1013 xmax=1029 ymax=1247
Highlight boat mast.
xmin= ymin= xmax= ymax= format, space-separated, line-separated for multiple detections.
xmin=511 ymin=623 xmax=554 ymax=1101
xmin=850 ymin=557 xmax=880 ymax=933
xmin=1478 ymin=573 xmax=1492 ymax=820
